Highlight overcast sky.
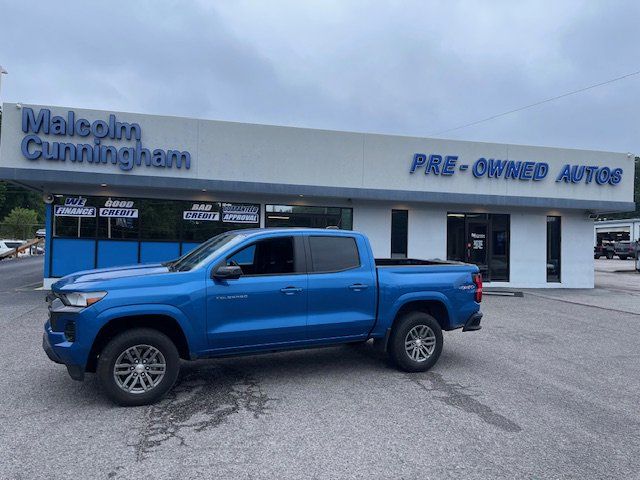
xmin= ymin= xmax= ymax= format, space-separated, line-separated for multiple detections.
xmin=0 ymin=0 xmax=638 ymax=153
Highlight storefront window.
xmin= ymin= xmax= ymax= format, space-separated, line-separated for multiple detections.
xmin=181 ymin=202 xmax=260 ymax=242
xmin=546 ymin=216 xmax=561 ymax=282
xmin=97 ymin=198 xmax=139 ymax=240
xmin=489 ymin=214 xmax=510 ymax=281
xmin=265 ymin=205 xmax=353 ymax=229
xmin=391 ymin=210 xmax=408 ymax=258
xmin=53 ymin=196 xmax=261 ymax=243
xmin=447 ymin=212 xmax=510 ymax=282
xmin=139 ymin=199 xmax=182 ymax=241
xmin=446 ymin=213 xmax=465 ymax=261
xmin=53 ymin=196 xmax=98 ymax=238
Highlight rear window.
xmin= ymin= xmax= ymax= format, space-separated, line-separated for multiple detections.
xmin=5 ymin=242 xmax=22 ymax=249
xmin=309 ymin=236 xmax=360 ymax=273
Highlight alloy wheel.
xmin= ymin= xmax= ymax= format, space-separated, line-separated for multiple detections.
xmin=113 ymin=344 xmax=166 ymax=394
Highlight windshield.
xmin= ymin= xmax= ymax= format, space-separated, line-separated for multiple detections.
xmin=167 ymin=232 xmax=245 ymax=272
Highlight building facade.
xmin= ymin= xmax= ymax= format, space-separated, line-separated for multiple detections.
xmin=0 ymin=103 xmax=635 ymax=288
xmin=594 ymin=218 xmax=640 ymax=245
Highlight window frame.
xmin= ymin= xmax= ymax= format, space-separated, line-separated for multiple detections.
xmin=305 ymin=235 xmax=361 ymax=274
xmin=221 ymin=235 xmax=307 ymax=277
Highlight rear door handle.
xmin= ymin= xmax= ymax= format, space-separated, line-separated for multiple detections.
xmin=280 ymin=286 xmax=303 ymax=295
xmin=349 ymin=283 xmax=369 ymax=291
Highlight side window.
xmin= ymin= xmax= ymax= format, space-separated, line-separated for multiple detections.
xmin=309 ymin=236 xmax=360 ymax=273
xmin=226 ymin=237 xmax=295 ymax=275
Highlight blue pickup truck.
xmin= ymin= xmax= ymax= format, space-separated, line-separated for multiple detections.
xmin=43 ymin=228 xmax=483 ymax=406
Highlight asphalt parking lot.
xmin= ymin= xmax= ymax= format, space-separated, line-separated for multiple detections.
xmin=1 ymin=257 xmax=639 ymax=479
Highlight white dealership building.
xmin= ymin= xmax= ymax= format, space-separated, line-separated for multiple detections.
xmin=0 ymin=103 xmax=635 ymax=288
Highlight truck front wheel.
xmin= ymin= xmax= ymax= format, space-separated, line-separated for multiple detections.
xmin=96 ymin=328 xmax=180 ymax=406
xmin=388 ymin=312 xmax=443 ymax=372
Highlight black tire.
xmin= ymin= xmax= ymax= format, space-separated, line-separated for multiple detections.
xmin=388 ymin=312 xmax=443 ymax=372
xmin=97 ymin=328 xmax=180 ymax=406
xmin=606 ymin=253 xmax=614 ymax=259
xmin=619 ymin=256 xmax=628 ymax=260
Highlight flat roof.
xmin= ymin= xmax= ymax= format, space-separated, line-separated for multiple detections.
xmin=0 ymin=102 xmax=635 ymax=212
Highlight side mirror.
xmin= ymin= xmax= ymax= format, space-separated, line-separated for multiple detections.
xmin=212 ymin=264 xmax=243 ymax=280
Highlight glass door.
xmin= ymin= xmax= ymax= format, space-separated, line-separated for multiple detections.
xmin=466 ymin=215 xmax=488 ymax=279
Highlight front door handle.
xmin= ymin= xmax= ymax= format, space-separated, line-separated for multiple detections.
xmin=349 ymin=283 xmax=369 ymax=291
xmin=280 ymin=286 xmax=303 ymax=295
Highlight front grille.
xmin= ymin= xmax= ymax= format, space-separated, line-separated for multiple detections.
xmin=64 ymin=321 xmax=76 ymax=342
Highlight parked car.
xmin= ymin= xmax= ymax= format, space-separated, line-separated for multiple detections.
xmin=614 ymin=241 xmax=639 ymax=260
xmin=43 ymin=228 xmax=483 ymax=406
xmin=594 ymin=243 xmax=615 ymax=259
xmin=35 ymin=228 xmax=46 ymax=238
xmin=0 ymin=239 xmax=26 ymax=258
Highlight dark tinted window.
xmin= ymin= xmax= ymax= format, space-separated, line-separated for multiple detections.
xmin=265 ymin=205 xmax=353 ymax=229
xmin=489 ymin=214 xmax=509 ymax=282
xmin=446 ymin=213 xmax=465 ymax=261
xmin=391 ymin=210 xmax=408 ymax=258
xmin=309 ymin=236 xmax=360 ymax=273
xmin=97 ymin=198 xmax=139 ymax=240
xmin=547 ymin=216 xmax=561 ymax=282
xmin=139 ymin=199 xmax=181 ymax=240
xmin=53 ymin=196 xmax=97 ymax=238
xmin=227 ymin=237 xmax=296 ymax=275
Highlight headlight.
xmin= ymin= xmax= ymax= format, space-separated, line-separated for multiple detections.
xmin=60 ymin=291 xmax=107 ymax=307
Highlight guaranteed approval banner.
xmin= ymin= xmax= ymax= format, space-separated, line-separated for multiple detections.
xmin=221 ymin=204 xmax=259 ymax=224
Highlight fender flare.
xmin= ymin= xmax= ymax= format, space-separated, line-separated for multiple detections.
xmin=95 ymin=303 xmax=199 ymax=354
xmin=385 ymin=291 xmax=454 ymax=331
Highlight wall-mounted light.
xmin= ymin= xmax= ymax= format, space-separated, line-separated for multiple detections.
xmin=100 ymin=183 xmax=108 ymax=187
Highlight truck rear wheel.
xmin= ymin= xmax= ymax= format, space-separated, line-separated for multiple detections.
xmin=388 ymin=312 xmax=443 ymax=372
xmin=97 ymin=328 xmax=180 ymax=406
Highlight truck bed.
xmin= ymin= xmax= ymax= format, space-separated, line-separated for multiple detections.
xmin=375 ymin=258 xmax=463 ymax=267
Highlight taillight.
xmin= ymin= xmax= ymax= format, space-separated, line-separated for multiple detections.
xmin=473 ymin=273 xmax=483 ymax=302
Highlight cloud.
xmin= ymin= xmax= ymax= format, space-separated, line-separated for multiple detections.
xmin=0 ymin=0 xmax=637 ymax=154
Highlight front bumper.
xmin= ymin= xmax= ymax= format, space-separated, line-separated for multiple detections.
xmin=42 ymin=332 xmax=63 ymax=364
xmin=462 ymin=312 xmax=483 ymax=332
xmin=42 ymin=328 xmax=86 ymax=381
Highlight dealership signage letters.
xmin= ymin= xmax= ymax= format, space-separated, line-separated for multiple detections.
xmin=20 ymin=108 xmax=191 ymax=172
xmin=410 ymin=153 xmax=623 ymax=186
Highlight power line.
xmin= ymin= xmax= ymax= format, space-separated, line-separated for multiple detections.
xmin=429 ymin=69 xmax=640 ymax=137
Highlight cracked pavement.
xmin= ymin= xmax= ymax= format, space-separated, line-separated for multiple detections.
xmin=1 ymin=256 xmax=639 ymax=479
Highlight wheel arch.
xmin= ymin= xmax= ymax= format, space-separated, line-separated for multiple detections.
xmin=86 ymin=314 xmax=191 ymax=373
xmin=392 ymin=299 xmax=451 ymax=332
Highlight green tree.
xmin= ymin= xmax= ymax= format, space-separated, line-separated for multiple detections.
xmin=1 ymin=207 xmax=39 ymax=239
xmin=0 ymin=109 xmax=45 ymax=223
xmin=0 ymin=181 xmax=44 ymax=222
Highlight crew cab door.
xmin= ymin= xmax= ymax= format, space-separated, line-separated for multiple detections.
xmin=305 ymin=234 xmax=377 ymax=340
xmin=206 ymin=235 xmax=308 ymax=351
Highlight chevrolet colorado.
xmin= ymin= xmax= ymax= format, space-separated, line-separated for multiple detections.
xmin=43 ymin=228 xmax=483 ymax=406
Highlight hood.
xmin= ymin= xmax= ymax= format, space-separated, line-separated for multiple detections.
xmin=53 ymin=263 xmax=170 ymax=291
